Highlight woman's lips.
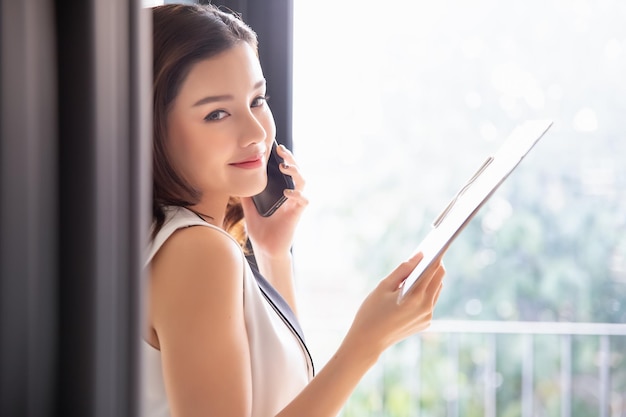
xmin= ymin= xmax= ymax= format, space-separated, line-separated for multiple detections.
xmin=230 ymin=154 xmax=264 ymax=169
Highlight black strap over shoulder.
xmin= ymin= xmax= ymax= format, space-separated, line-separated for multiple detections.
xmin=246 ymin=254 xmax=315 ymax=376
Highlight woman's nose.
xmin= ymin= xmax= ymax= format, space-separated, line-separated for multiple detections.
xmin=238 ymin=110 xmax=267 ymax=146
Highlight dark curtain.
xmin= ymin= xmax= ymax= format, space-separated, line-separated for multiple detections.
xmin=1 ymin=0 xmax=151 ymax=416
xmin=1 ymin=1 xmax=58 ymax=416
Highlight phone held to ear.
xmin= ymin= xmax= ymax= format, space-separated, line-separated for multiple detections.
xmin=252 ymin=141 xmax=295 ymax=217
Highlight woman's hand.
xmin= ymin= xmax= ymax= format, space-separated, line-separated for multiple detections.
xmin=240 ymin=143 xmax=308 ymax=259
xmin=342 ymin=252 xmax=446 ymax=362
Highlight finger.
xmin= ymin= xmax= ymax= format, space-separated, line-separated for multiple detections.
xmin=276 ymin=143 xmax=296 ymax=164
xmin=280 ymin=162 xmax=306 ymax=190
xmin=381 ymin=252 xmax=424 ymax=291
xmin=408 ymin=260 xmax=438 ymax=291
xmin=401 ymin=258 xmax=444 ymax=301
xmin=431 ymin=280 xmax=444 ymax=306
xmin=282 ymin=189 xmax=309 ymax=208
xmin=424 ymin=264 xmax=445 ymax=301
xmin=277 ymin=145 xmax=306 ymax=183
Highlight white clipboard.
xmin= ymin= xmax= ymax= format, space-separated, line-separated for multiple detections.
xmin=399 ymin=119 xmax=553 ymax=299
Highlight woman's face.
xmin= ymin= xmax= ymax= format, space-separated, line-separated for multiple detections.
xmin=166 ymin=42 xmax=275 ymax=201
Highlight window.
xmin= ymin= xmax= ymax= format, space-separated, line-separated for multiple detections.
xmin=293 ymin=1 xmax=626 ymax=415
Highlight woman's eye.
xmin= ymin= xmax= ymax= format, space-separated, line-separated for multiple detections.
xmin=251 ymin=95 xmax=270 ymax=108
xmin=204 ymin=110 xmax=228 ymax=122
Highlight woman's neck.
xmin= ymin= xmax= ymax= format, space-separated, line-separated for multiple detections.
xmin=188 ymin=197 xmax=228 ymax=229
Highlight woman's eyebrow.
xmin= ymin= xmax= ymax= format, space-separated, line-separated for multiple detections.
xmin=191 ymin=79 xmax=266 ymax=107
xmin=192 ymin=94 xmax=233 ymax=107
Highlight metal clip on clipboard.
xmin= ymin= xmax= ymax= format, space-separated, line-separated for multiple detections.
xmin=433 ymin=156 xmax=494 ymax=228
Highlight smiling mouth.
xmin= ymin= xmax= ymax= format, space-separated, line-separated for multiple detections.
xmin=230 ymin=154 xmax=264 ymax=169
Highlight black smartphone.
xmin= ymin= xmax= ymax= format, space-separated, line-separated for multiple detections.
xmin=252 ymin=141 xmax=295 ymax=217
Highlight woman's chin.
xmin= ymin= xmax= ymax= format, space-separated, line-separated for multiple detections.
xmin=241 ymin=180 xmax=268 ymax=198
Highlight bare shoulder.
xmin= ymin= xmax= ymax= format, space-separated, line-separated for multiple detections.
xmin=148 ymin=225 xmax=246 ymax=343
xmin=147 ymin=225 xmax=255 ymax=415
xmin=151 ymin=224 xmax=244 ymax=284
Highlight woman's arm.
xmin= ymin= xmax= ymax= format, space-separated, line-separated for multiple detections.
xmin=149 ymin=226 xmax=253 ymax=417
xmin=241 ymin=144 xmax=308 ymax=315
xmin=151 ymin=231 xmax=443 ymax=417
xmin=276 ymin=252 xmax=445 ymax=417
xmin=252 ymin=250 xmax=299 ymax=315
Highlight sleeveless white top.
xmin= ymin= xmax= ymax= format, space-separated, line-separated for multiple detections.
xmin=142 ymin=206 xmax=314 ymax=417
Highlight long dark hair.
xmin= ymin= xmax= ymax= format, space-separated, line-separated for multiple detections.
xmin=151 ymin=4 xmax=258 ymax=240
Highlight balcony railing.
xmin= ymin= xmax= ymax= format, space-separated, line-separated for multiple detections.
xmin=344 ymin=320 xmax=626 ymax=417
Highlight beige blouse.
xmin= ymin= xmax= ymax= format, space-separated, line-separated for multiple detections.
xmin=142 ymin=206 xmax=314 ymax=417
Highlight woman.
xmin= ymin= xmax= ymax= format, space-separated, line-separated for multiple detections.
xmin=144 ymin=4 xmax=446 ymax=417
